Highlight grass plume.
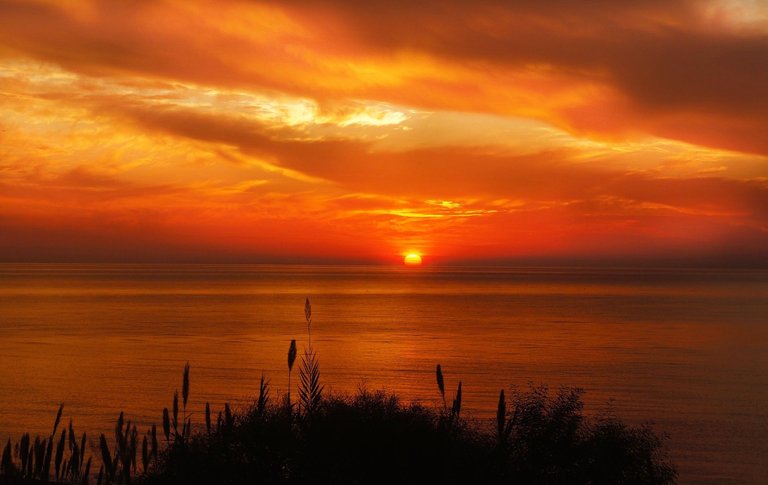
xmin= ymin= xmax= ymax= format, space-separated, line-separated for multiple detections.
xmin=298 ymin=348 xmax=323 ymax=416
xmin=436 ymin=364 xmax=446 ymax=412
xmin=0 ymin=300 xmax=676 ymax=485
xmin=287 ymin=339 xmax=297 ymax=407
xmin=297 ymin=298 xmax=323 ymax=417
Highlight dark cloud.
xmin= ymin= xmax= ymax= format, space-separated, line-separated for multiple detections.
xmin=288 ymin=0 xmax=768 ymax=152
xmin=1 ymin=0 xmax=767 ymax=153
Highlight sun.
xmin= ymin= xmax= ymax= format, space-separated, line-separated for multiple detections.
xmin=403 ymin=253 xmax=423 ymax=266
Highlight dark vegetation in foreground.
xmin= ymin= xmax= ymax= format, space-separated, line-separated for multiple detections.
xmin=1 ymin=300 xmax=676 ymax=484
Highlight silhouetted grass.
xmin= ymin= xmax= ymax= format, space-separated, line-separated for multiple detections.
xmin=141 ymin=384 xmax=675 ymax=485
xmin=0 ymin=299 xmax=677 ymax=484
xmin=0 ymin=374 xmax=676 ymax=485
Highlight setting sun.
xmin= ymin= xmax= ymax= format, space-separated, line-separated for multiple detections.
xmin=404 ymin=253 xmax=423 ymax=266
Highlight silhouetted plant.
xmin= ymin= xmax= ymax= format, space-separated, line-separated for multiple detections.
xmin=0 ymin=404 xmax=97 ymax=484
xmin=298 ymin=298 xmax=323 ymax=417
xmin=435 ymin=364 xmax=462 ymax=430
xmin=450 ymin=381 xmax=462 ymax=426
xmin=0 ymin=372 xmax=676 ymax=485
xmin=224 ymin=403 xmax=233 ymax=431
xmin=304 ymin=297 xmax=312 ymax=347
xmin=161 ymin=409 xmax=170 ymax=444
xmin=181 ymin=363 xmax=191 ymax=444
xmin=298 ymin=348 xmax=323 ymax=416
xmin=257 ymin=372 xmax=270 ymax=415
xmin=160 ymin=363 xmax=191 ymax=451
xmin=0 ymin=300 xmax=677 ymax=485
xmin=1 ymin=439 xmax=12 ymax=478
xmin=287 ymin=339 xmax=297 ymax=408
xmin=141 ymin=435 xmax=148 ymax=476
xmin=436 ymin=364 xmax=446 ymax=412
xmin=496 ymin=389 xmax=515 ymax=449
xmin=488 ymin=384 xmax=678 ymax=484
xmin=204 ymin=403 xmax=211 ymax=437
xmin=150 ymin=425 xmax=158 ymax=466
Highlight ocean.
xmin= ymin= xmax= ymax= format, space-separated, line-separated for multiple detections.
xmin=1 ymin=264 xmax=766 ymax=482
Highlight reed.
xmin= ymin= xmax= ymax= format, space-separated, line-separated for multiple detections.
xmin=224 ymin=403 xmax=233 ymax=431
xmin=434 ymin=364 xmax=463 ymax=431
xmin=204 ymin=403 xmax=211 ymax=436
xmin=150 ymin=425 xmax=157 ymax=465
xmin=287 ymin=339 xmax=297 ymax=408
xmin=0 ymin=404 xmax=97 ymax=484
xmin=0 ymin=367 xmax=676 ymax=485
xmin=141 ymin=436 xmax=148 ymax=475
xmin=54 ymin=430 xmax=65 ymax=481
xmin=171 ymin=393 xmax=178 ymax=443
xmin=297 ymin=348 xmax=323 ymax=416
xmin=436 ymin=364 xmax=446 ymax=412
xmin=298 ymin=298 xmax=323 ymax=417
xmin=257 ymin=372 xmax=270 ymax=415
xmin=159 ymin=363 xmax=192 ymax=450
xmin=161 ymin=409 xmax=170 ymax=444
xmin=1 ymin=439 xmax=11 ymax=477
xmin=0 ymin=300 xmax=676 ymax=485
xmin=450 ymin=381 xmax=462 ymax=427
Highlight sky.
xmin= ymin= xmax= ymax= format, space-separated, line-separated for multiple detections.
xmin=1 ymin=0 xmax=767 ymax=265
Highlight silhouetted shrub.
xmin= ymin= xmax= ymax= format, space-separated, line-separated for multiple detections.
xmin=142 ymin=386 xmax=675 ymax=485
xmin=0 ymin=300 xmax=676 ymax=484
xmin=491 ymin=385 xmax=676 ymax=484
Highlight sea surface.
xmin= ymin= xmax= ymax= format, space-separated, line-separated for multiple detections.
xmin=0 ymin=264 xmax=767 ymax=483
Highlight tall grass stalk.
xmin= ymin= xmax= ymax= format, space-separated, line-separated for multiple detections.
xmin=0 ymin=300 xmax=676 ymax=485
xmin=257 ymin=372 xmax=270 ymax=415
xmin=287 ymin=339 xmax=297 ymax=407
xmin=304 ymin=297 xmax=312 ymax=348
xmin=436 ymin=364 xmax=446 ymax=413
xmin=298 ymin=348 xmax=323 ymax=416
xmin=298 ymin=298 xmax=323 ymax=416
xmin=205 ymin=403 xmax=211 ymax=436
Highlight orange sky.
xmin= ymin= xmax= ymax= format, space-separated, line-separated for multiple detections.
xmin=1 ymin=0 xmax=767 ymax=265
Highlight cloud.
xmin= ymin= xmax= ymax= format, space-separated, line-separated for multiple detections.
xmin=91 ymin=97 xmax=768 ymax=224
xmin=1 ymin=0 xmax=766 ymax=154
xmin=1 ymin=1 xmax=768 ymax=264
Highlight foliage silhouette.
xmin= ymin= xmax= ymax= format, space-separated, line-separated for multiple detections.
xmin=0 ymin=374 xmax=676 ymax=485
xmin=0 ymin=300 xmax=676 ymax=485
